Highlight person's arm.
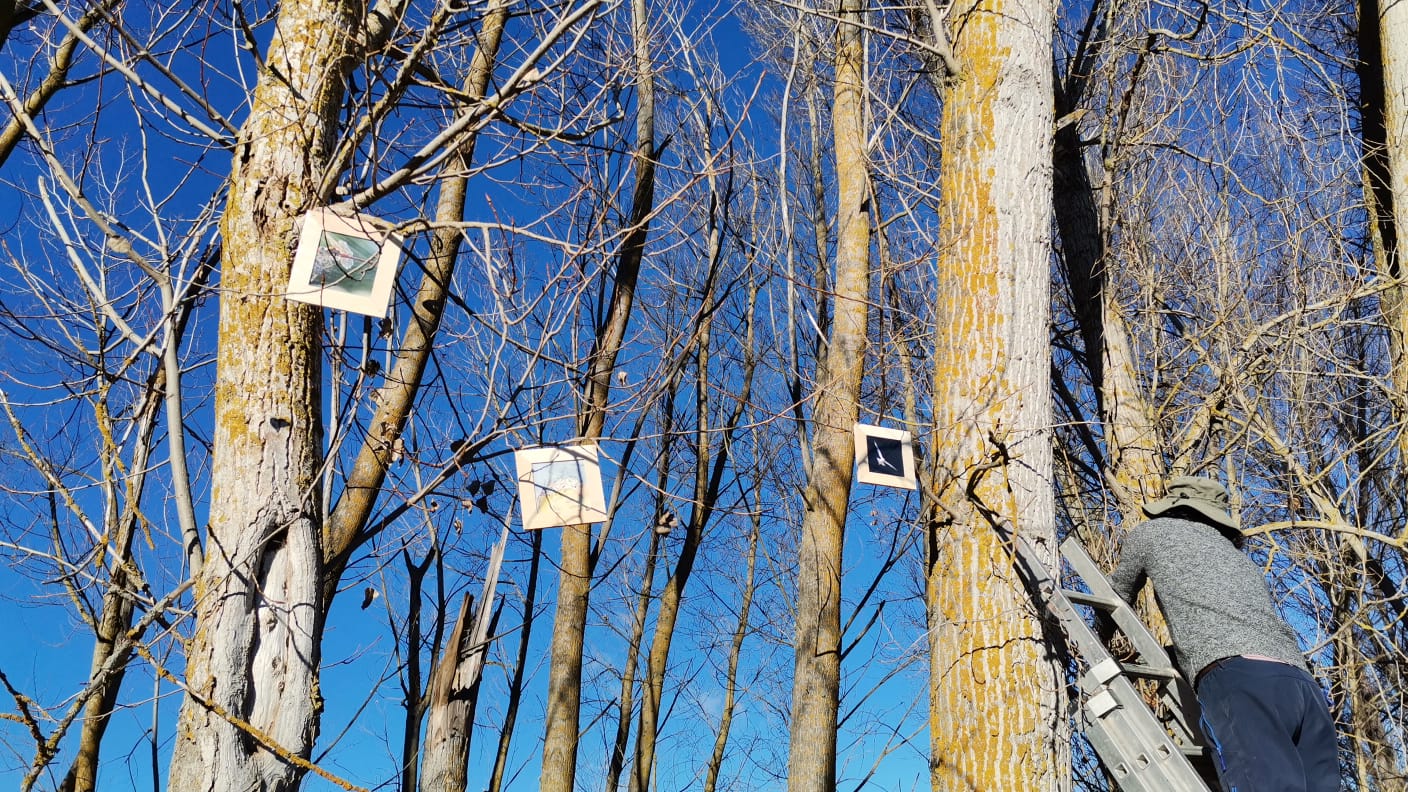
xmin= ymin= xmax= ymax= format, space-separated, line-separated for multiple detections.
xmin=1108 ymin=525 xmax=1148 ymax=604
xmin=1098 ymin=526 xmax=1148 ymax=648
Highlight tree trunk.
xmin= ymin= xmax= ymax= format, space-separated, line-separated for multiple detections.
xmin=60 ymin=556 xmax=135 ymax=792
xmin=1361 ymin=0 xmax=1408 ymax=469
xmin=606 ymin=531 xmax=660 ymax=792
xmin=167 ymin=2 xmax=361 ymax=788
xmin=419 ymin=593 xmax=477 ymax=792
xmin=703 ymin=507 xmax=760 ymax=792
xmin=419 ymin=525 xmax=509 ymax=792
xmin=399 ymin=551 xmax=433 ymax=792
xmin=1053 ymin=105 xmax=1164 ymax=520
xmin=926 ymin=0 xmax=1064 ymax=788
xmin=488 ymin=531 xmax=542 ymax=792
xmin=1052 ymin=55 xmax=1170 ymax=646
xmin=324 ymin=0 xmax=508 ymax=586
xmin=786 ymin=2 xmax=869 ymax=789
xmin=60 ymin=369 xmax=170 ymax=792
xmin=539 ymin=0 xmax=657 ymax=787
xmin=629 ymin=114 xmax=749 ymax=792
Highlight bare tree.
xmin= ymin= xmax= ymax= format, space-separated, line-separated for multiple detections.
xmin=539 ymin=0 xmax=658 ymax=788
xmin=924 ymin=0 xmax=1065 ymax=787
xmin=786 ymin=1 xmax=870 ymax=789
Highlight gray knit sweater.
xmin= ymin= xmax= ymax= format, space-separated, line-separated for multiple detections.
xmin=1109 ymin=516 xmax=1307 ymax=680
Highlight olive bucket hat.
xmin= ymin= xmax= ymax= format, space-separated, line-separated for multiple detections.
xmin=1142 ymin=476 xmax=1240 ymax=534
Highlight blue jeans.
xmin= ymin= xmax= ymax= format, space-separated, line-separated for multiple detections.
xmin=1196 ymin=656 xmax=1339 ymax=791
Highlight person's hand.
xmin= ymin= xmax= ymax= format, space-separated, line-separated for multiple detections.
xmin=1107 ymin=632 xmax=1138 ymax=662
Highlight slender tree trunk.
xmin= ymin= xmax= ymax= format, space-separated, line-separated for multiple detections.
xmin=1360 ymin=0 xmax=1408 ymax=471
xmin=0 ymin=0 xmax=116 ymax=167
xmin=539 ymin=1 xmax=657 ymax=787
xmin=787 ymin=2 xmax=869 ymax=789
xmin=703 ymin=501 xmax=761 ymax=792
xmin=628 ymin=120 xmax=750 ymax=792
xmin=59 ymin=372 xmax=169 ymax=792
xmin=629 ymin=351 xmax=740 ymax=790
xmin=1053 ymin=109 xmax=1164 ymax=520
xmin=926 ymin=0 xmax=1064 ymax=789
xmin=324 ymin=0 xmax=508 ymax=585
xmin=419 ymin=593 xmax=475 ymax=792
xmin=399 ymin=551 xmax=434 ymax=792
xmin=419 ymin=525 xmax=509 ymax=792
xmin=807 ymin=83 xmax=832 ymax=358
xmin=1053 ymin=30 xmax=1170 ymax=524
xmin=1052 ymin=61 xmax=1170 ymax=647
xmin=60 ymin=550 xmax=135 ymax=792
xmin=166 ymin=2 xmax=362 ymax=788
xmin=488 ymin=531 xmax=542 ymax=792
xmin=605 ymin=531 xmax=660 ymax=792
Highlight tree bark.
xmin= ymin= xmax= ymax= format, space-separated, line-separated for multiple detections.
xmin=488 ymin=531 xmax=542 ymax=792
xmin=1052 ymin=34 xmax=1165 ymax=523
xmin=0 ymin=0 xmax=117 ymax=169
xmin=0 ymin=0 xmax=38 ymax=51
xmin=1052 ymin=42 xmax=1170 ymax=646
xmin=631 ymin=268 xmax=754 ymax=792
xmin=324 ymin=0 xmax=508 ymax=587
xmin=926 ymin=0 xmax=1064 ymax=788
xmin=399 ymin=551 xmax=433 ymax=792
xmin=418 ymin=525 xmax=509 ymax=792
xmin=703 ymin=507 xmax=760 ymax=792
xmin=786 ymin=2 xmax=869 ymax=789
xmin=1361 ymin=0 xmax=1408 ymax=471
xmin=166 ymin=2 xmax=361 ymax=788
xmin=60 ymin=358 xmax=172 ymax=792
xmin=606 ymin=530 xmax=660 ymax=792
xmin=419 ymin=593 xmax=475 ymax=792
xmin=539 ymin=0 xmax=657 ymax=788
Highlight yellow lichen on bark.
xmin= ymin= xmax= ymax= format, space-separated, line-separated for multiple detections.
xmin=926 ymin=0 xmax=1063 ymax=788
xmin=168 ymin=2 xmax=362 ymax=790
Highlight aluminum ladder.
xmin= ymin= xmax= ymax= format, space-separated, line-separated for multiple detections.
xmin=1002 ymin=531 xmax=1214 ymax=792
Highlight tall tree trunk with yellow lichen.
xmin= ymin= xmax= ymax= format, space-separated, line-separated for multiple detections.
xmin=166 ymin=1 xmax=361 ymax=788
xmin=925 ymin=0 xmax=1065 ymax=788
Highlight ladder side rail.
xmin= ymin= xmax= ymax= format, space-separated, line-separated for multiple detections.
xmin=1080 ymin=672 xmax=1211 ymax=792
xmin=1059 ymin=538 xmax=1206 ymax=746
xmin=1159 ymin=677 xmax=1209 ymax=756
xmin=1005 ymin=531 xmax=1213 ymax=791
xmin=1057 ymin=537 xmax=1213 ymax=782
xmin=1042 ymin=553 xmax=1211 ymax=787
xmin=1059 ymin=537 xmax=1178 ymax=670
xmin=1056 ymin=593 xmax=1204 ymax=757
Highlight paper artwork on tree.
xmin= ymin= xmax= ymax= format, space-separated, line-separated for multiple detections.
xmin=853 ymin=423 xmax=917 ymax=489
xmin=514 ymin=444 xmax=609 ymax=530
xmin=286 ymin=207 xmax=403 ymax=317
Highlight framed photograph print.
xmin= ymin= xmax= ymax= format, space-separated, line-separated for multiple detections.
xmin=286 ymin=207 xmax=404 ymax=317
xmin=513 ymin=444 xmax=609 ymax=530
xmin=853 ymin=423 xmax=917 ymax=490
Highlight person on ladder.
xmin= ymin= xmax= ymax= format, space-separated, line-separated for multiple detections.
xmin=1109 ymin=475 xmax=1339 ymax=792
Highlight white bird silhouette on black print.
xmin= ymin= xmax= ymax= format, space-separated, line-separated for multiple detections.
xmin=871 ymin=444 xmax=899 ymax=471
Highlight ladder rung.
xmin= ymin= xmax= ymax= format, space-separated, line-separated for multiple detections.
xmin=1051 ymin=536 xmax=1213 ymax=790
xmin=1062 ymin=589 xmax=1124 ymax=610
xmin=1121 ymin=662 xmax=1180 ymax=680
